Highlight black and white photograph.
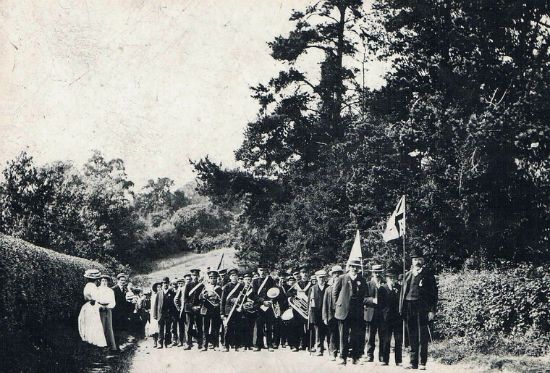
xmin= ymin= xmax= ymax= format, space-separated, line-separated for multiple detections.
xmin=0 ymin=1 xmax=549 ymax=372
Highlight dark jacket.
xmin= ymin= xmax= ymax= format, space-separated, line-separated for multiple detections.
xmin=332 ymin=273 xmax=366 ymax=320
xmin=399 ymin=268 xmax=438 ymax=314
xmin=153 ymin=288 xmax=176 ymax=320
xmin=363 ymin=278 xmax=382 ymax=322
xmin=252 ymin=275 xmax=276 ymax=304
xmin=322 ymin=284 xmax=335 ymax=324
xmin=378 ymin=283 xmax=402 ymax=323
xmin=308 ymin=282 xmax=328 ymax=324
xmin=221 ymin=282 xmax=243 ymax=316
xmin=199 ymin=285 xmax=222 ymax=316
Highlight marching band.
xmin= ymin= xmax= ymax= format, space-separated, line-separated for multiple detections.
xmin=148 ymin=247 xmax=438 ymax=370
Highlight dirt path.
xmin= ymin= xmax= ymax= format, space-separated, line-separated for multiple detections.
xmin=128 ymin=341 xmax=469 ymax=373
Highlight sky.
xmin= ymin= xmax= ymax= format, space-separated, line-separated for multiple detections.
xmin=0 ymin=0 xmax=387 ymax=189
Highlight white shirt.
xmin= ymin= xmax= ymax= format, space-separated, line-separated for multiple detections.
xmin=96 ymin=285 xmax=116 ymax=309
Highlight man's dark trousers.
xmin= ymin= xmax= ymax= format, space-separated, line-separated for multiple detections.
xmin=405 ymin=300 xmax=429 ymax=367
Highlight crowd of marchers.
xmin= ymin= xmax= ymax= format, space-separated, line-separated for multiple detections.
xmin=78 ymin=247 xmax=437 ymax=370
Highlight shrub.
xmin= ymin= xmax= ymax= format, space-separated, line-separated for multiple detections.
xmin=0 ymin=233 xmax=107 ymax=368
xmin=435 ymin=264 xmax=550 ymax=356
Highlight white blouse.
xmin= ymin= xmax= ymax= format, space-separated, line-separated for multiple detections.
xmin=96 ymin=285 xmax=116 ymax=309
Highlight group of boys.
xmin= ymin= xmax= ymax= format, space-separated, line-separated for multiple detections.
xmin=150 ymin=247 xmax=438 ymax=370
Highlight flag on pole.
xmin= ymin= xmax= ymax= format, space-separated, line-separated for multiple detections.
xmin=383 ymin=195 xmax=406 ymax=242
xmin=216 ymin=252 xmax=225 ymax=270
xmin=348 ymin=230 xmax=363 ymax=262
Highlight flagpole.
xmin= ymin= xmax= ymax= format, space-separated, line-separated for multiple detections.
xmin=402 ymin=195 xmax=407 ymax=349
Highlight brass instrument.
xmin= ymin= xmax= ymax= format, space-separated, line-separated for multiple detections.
xmin=235 ymin=282 xmax=253 ymax=313
xmin=267 ymin=287 xmax=281 ymax=318
xmin=288 ymin=291 xmax=309 ymax=320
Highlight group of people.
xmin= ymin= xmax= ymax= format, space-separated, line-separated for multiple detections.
xmin=78 ymin=271 xmax=146 ymax=353
xmin=143 ymin=247 xmax=438 ymax=370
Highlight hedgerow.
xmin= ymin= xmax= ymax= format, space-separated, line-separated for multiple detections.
xmin=0 ymin=234 xmax=107 ymax=362
xmin=435 ymin=264 xmax=550 ymax=356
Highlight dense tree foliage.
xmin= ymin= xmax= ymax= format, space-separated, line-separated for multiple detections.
xmin=0 ymin=151 xmax=233 ymax=269
xmin=195 ymin=0 xmax=549 ymax=270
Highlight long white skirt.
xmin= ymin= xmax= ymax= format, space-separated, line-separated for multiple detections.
xmin=78 ymin=302 xmax=107 ymax=347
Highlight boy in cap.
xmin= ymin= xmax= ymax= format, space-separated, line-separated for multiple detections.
xmin=378 ymin=264 xmax=403 ymax=366
xmin=399 ymin=248 xmax=438 ymax=370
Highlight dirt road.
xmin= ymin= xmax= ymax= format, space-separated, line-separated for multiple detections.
xmin=128 ymin=340 xmax=469 ymax=373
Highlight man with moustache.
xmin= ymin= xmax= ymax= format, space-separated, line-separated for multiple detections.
xmin=400 ymin=248 xmax=438 ymax=370
xmin=332 ymin=259 xmax=366 ymax=365
xmin=189 ymin=268 xmax=205 ymax=349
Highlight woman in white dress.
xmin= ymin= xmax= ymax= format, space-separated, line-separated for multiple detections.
xmin=145 ymin=282 xmax=161 ymax=347
xmin=96 ymin=274 xmax=118 ymax=352
xmin=78 ymin=269 xmax=107 ymax=347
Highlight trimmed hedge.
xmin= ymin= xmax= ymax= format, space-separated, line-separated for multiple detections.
xmin=0 ymin=234 xmax=107 ymax=359
xmin=435 ymin=264 xmax=550 ymax=356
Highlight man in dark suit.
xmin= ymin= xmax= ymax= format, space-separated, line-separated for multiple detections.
xmin=332 ymin=259 xmax=367 ymax=365
xmin=400 ymin=248 xmax=438 ymax=370
xmin=252 ymin=265 xmax=276 ymax=351
xmin=378 ymin=264 xmax=403 ymax=366
xmin=296 ymin=267 xmax=311 ymax=350
xmin=188 ymin=268 xmax=204 ymax=349
xmin=308 ymin=269 xmax=328 ymax=356
xmin=153 ymin=277 xmax=177 ymax=348
xmin=111 ymin=273 xmax=131 ymax=335
xmin=174 ymin=273 xmax=195 ymax=349
xmin=221 ymin=269 xmax=243 ymax=351
xmin=364 ymin=264 xmax=384 ymax=362
xmin=323 ymin=265 xmax=343 ymax=361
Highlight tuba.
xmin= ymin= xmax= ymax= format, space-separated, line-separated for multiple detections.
xmin=287 ymin=291 xmax=309 ymax=320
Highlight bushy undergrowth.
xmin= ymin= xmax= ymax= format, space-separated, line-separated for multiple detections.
xmin=0 ymin=234 xmax=107 ymax=370
xmin=435 ymin=264 xmax=550 ymax=356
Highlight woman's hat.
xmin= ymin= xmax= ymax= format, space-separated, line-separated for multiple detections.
xmin=152 ymin=282 xmax=162 ymax=290
xmin=84 ymin=269 xmax=101 ymax=279
xmin=100 ymin=273 xmax=111 ymax=280
xmin=315 ymin=270 xmax=327 ymax=277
